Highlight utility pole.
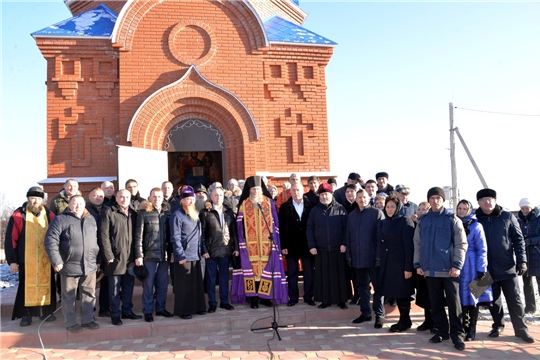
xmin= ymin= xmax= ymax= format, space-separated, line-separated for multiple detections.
xmin=454 ymin=128 xmax=488 ymax=188
xmin=449 ymin=103 xmax=458 ymax=211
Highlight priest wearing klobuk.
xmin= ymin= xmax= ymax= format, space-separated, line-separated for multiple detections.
xmin=231 ymin=175 xmax=288 ymax=308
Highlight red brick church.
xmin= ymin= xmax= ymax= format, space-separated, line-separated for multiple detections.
xmin=33 ymin=0 xmax=336 ymax=195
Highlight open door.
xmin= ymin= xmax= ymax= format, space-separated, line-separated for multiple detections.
xmin=117 ymin=145 xmax=168 ymax=199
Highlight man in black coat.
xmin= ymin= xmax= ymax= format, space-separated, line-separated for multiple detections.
xmin=134 ymin=188 xmax=174 ymax=322
xmin=334 ymin=173 xmax=362 ymax=205
xmin=346 ymin=189 xmax=385 ymax=327
xmin=101 ymin=181 xmax=116 ymax=207
xmin=279 ymin=184 xmax=315 ymax=307
xmin=341 ymin=184 xmax=359 ymax=214
xmin=375 ymin=172 xmax=394 ymax=196
xmin=307 ymin=183 xmax=349 ymax=309
xmin=45 ymin=196 xmax=100 ymax=332
xmin=99 ymin=189 xmax=141 ymax=325
xmin=200 ymin=187 xmax=238 ymax=313
xmin=475 ymin=188 xmax=534 ymax=343
xmin=126 ymin=179 xmax=145 ymax=212
xmin=86 ymin=187 xmax=110 ymax=317
xmin=305 ymin=175 xmax=320 ymax=206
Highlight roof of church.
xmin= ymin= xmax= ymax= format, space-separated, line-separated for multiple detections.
xmin=263 ymin=16 xmax=337 ymax=46
xmin=32 ymin=3 xmax=335 ymax=46
xmin=31 ymin=4 xmax=117 ymax=38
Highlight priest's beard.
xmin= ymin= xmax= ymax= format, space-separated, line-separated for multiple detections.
xmin=183 ymin=204 xmax=199 ymax=222
xmin=249 ymin=193 xmax=264 ymax=205
xmin=319 ymin=196 xmax=332 ymax=206
xmin=27 ymin=203 xmax=44 ymax=216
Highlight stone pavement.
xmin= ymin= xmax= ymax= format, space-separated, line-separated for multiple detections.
xmin=2 ymin=304 xmax=540 ymax=359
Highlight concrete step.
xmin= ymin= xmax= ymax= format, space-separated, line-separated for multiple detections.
xmin=1 ymin=283 xmax=419 ymax=348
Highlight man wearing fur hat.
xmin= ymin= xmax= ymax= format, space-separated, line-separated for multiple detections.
xmin=307 ymin=183 xmax=349 ymax=309
xmin=476 ymin=189 xmax=534 ymax=343
xmin=134 ymin=188 xmax=173 ymax=322
xmin=231 ymin=175 xmax=288 ymax=308
xmin=414 ymin=187 xmax=468 ymax=350
xmin=375 ymin=172 xmax=394 ymax=196
xmin=5 ymin=186 xmax=57 ymax=327
xmin=395 ymin=184 xmax=418 ymax=219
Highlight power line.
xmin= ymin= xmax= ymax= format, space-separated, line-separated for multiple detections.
xmin=454 ymin=106 xmax=540 ymax=117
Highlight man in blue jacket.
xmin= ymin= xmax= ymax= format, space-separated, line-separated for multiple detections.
xmin=413 ymin=187 xmax=468 ymax=350
xmin=475 ymin=188 xmax=534 ymax=343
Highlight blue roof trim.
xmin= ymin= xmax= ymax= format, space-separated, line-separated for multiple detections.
xmin=32 ymin=4 xmax=118 ymax=38
xmin=263 ymin=16 xmax=336 ymax=46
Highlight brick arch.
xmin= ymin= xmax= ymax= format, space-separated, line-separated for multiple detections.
xmin=161 ymin=109 xmax=247 ymax=178
xmin=111 ymin=0 xmax=268 ymax=52
xmin=127 ymin=66 xmax=258 ymax=177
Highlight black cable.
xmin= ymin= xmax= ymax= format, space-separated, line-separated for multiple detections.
xmin=38 ymin=306 xmax=63 ymax=360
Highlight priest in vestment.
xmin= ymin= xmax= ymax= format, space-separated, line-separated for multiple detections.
xmin=5 ymin=186 xmax=57 ymax=326
xmin=231 ymin=176 xmax=288 ymax=308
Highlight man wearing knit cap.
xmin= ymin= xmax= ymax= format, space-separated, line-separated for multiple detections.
xmin=375 ymin=172 xmax=394 ymax=196
xmin=5 ymin=186 xmax=57 ymax=327
xmin=413 ymin=187 xmax=468 ymax=350
xmin=395 ymin=184 xmax=418 ymax=219
xmin=307 ymin=183 xmax=349 ymax=309
xmin=327 ymin=177 xmax=338 ymax=190
xmin=334 ymin=173 xmax=362 ymax=205
xmin=475 ymin=189 xmax=534 ymax=343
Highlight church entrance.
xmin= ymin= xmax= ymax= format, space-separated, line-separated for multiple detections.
xmin=164 ymin=119 xmax=225 ymax=188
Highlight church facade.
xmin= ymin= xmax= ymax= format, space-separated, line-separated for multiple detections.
xmin=33 ymin=0 xmax=336 ymax=195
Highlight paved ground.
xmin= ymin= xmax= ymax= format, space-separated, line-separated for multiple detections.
xmin=3 ymin=309 xmax=540 ymax=359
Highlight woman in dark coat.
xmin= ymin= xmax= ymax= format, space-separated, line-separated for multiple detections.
xmin=378 ymin=195 xmax=415 ymax=332
xmin=456 ymin=199 xmax=491 ymax=341
xmin=517 ymin=199 xmax=540 ymax=314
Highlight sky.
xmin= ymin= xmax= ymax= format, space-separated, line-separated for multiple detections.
xmin=2 ymin=1 xmax=540 ymax=209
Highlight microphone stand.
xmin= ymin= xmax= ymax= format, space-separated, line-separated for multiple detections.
xmin=251 ymin=202 xmax=292 ymax=340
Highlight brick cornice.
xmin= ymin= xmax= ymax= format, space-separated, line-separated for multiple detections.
xmin=112 ymin=0 xmax=268 ymax=53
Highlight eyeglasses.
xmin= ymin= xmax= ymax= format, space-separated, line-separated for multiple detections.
xmin=479 ymin=197 xmax=495 ymax=203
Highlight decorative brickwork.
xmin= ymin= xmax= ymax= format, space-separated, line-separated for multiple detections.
xmin=36 ymin=0 xmax=335 ymax=188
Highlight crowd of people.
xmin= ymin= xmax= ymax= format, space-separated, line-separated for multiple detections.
xmin=4 ymin=172 xmax=538 ymax=350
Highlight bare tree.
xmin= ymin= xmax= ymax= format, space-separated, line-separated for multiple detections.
xmin=0 ymin=192 xmax=16 ymax=263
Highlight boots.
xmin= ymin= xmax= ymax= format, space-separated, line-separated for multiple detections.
xmin=389 ymin=305 xmax=412 ymax=332
xmin=462 ymin=306 xmax=471 ymax=337
xmin=417 ymin=308 xmax=434 ymax=332
xmin=466 ymin=306 xmax=479 ymax=341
